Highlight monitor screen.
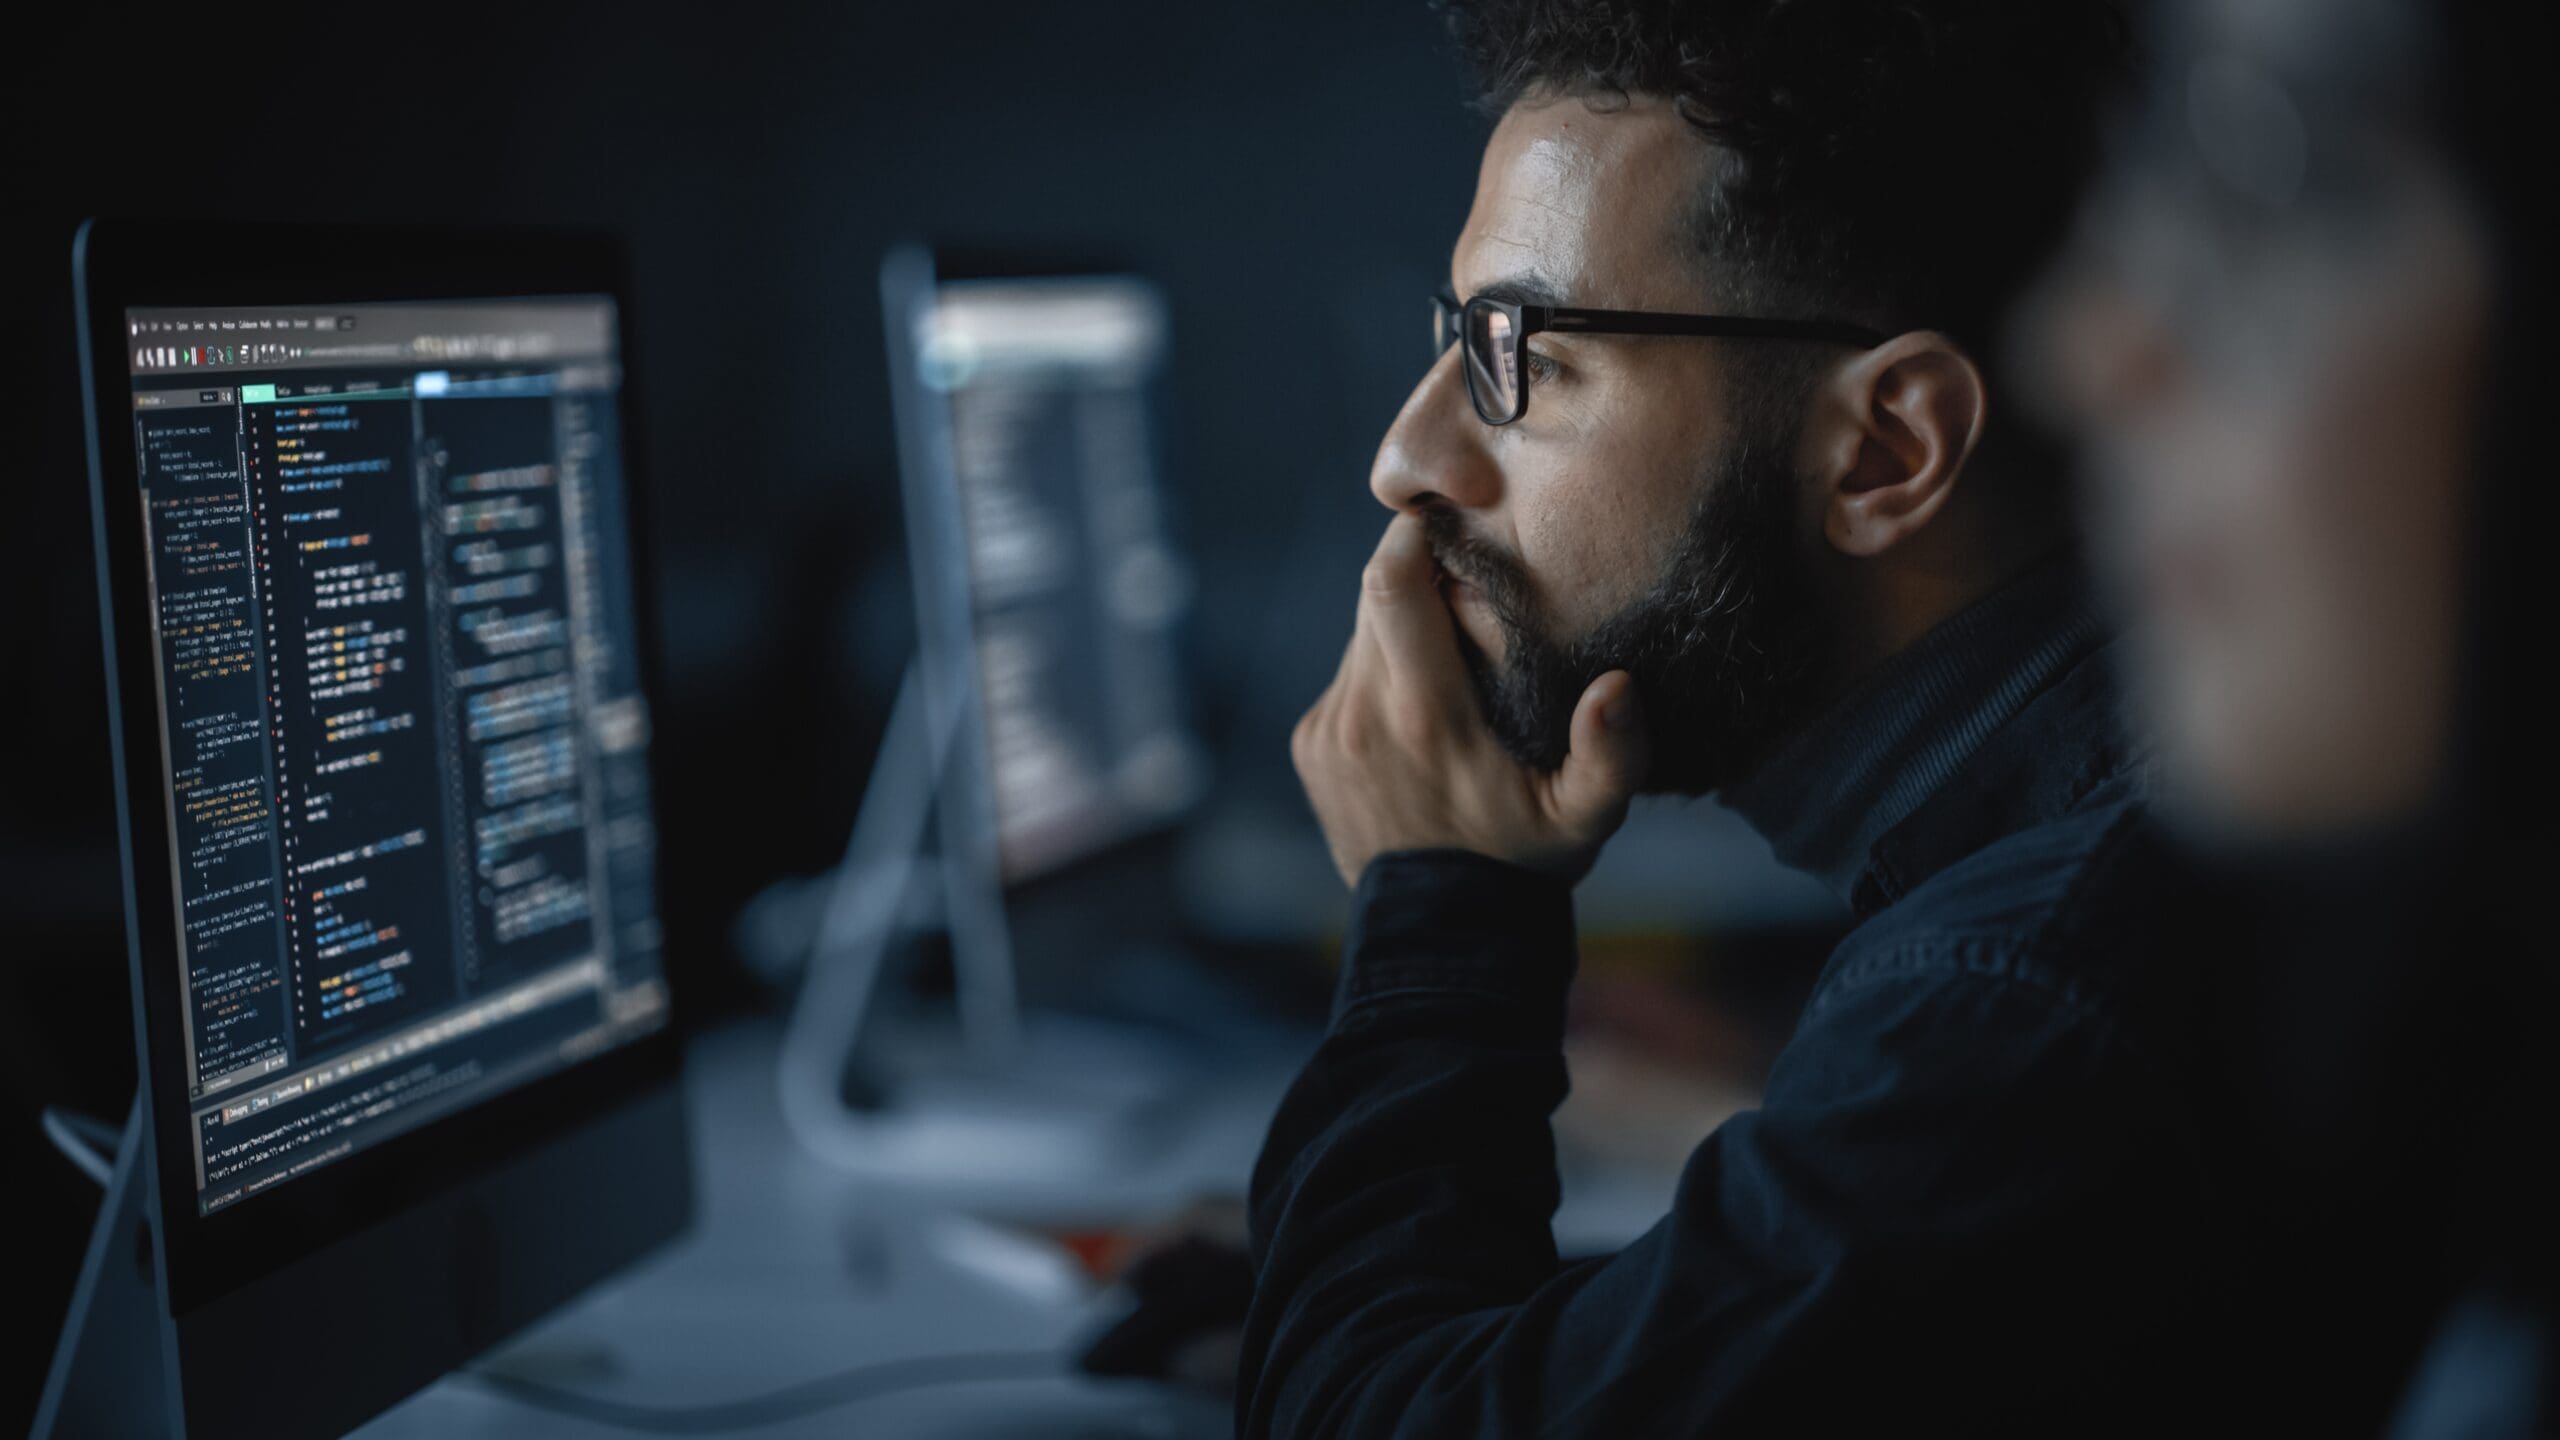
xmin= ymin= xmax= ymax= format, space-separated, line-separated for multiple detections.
xmin=119 ymin=297 xmax=667 ymax=1214
xmin=907 ymin=272 xmax=1206 ymax=882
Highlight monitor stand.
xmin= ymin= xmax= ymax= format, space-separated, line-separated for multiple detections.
xmin=775 ymin=659 xmax=1204 ymax=1223
xmin=34 ymin=1096 xmax=183 ymax=1438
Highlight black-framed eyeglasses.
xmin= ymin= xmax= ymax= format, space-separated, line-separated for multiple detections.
xmin=1431 ymin=290 xmax=1888 ymax=426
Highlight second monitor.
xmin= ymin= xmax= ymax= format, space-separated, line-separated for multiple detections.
xmin=896 ymin=249 xmax=1206 ymax=886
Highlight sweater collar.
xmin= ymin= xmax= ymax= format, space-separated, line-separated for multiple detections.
xmin=1719 ymin=550 xmax=2122 ymax=909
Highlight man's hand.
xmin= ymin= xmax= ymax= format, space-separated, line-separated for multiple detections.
xmin=1292 ymin=512 xmax=1650 ymax=887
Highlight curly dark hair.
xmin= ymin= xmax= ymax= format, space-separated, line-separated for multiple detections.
xmin=1436 ymin=0 xmax=2132 ymax=358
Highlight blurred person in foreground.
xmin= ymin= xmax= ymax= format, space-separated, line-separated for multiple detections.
xmin=2029 ymin=0 xmax=2551 ymax=1430
xmin=1224 ymin=2 xmax=2299 ymax=1433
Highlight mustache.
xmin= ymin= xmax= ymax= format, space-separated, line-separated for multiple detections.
xmin=1417 ymin=507 xmax=1536 ymax=628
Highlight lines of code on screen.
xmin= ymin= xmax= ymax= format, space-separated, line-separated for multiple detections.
xmin=123 ymin=300 xmax=667 ymax=1212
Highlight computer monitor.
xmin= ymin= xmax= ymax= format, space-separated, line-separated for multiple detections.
xmin=765 ymin=248 xmax=1208 ymax=1209
xmin=883 ymin=246 xmax=1206 ymax=888
xmin=43 ymin=220 xmax=690 ymax=1439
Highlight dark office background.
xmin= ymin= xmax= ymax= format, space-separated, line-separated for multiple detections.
xmin=6 ymin=6 xmax=1846 ymax=1429
xmin=2 ymin=5 xmax=1492 ymax=1425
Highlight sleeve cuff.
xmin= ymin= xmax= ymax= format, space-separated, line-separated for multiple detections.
xmin=1335 ymin=848 xmax=1577 ymax=1023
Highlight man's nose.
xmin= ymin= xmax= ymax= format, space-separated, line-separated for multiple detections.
xmin=1370 ymin=347 xmax=1503 ymax=515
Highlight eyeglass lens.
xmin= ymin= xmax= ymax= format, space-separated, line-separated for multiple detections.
xmin=1466 ymin=302 xmax=1519 ymax=423
xmin=1433 ymin=296 xmax=1523 ymax=424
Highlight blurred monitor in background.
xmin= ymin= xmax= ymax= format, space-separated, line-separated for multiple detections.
xmin=890 ymin=249 xmax=1206 ymax=886
xmin=765 ymin=250 xmax=1229 ymax=1216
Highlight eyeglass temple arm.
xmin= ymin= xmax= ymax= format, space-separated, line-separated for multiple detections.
xmin=1524 ymin=304 xmax=1885 ymax=347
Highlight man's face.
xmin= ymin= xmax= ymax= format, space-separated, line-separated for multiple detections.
xmin=1373 ymin=94 xmax=1822 ymax=794
xmin=2029 ymin=3 xmax=2490 ymax=841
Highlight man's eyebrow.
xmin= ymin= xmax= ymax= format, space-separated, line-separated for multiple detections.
xmin=1463 ymin=273 xmax=1572 ymax=310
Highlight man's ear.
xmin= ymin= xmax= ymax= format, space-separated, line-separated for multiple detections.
xmin=1796 ymin=333 xmax=1987 ymax=559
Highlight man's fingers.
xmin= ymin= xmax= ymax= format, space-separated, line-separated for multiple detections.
xmin=1358 ymin=512 xmax=1468 ymax=693
xmin=1550 ymin=670 xmax=1650 ymax=830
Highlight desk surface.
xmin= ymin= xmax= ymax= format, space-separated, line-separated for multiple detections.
xmin=352 ymin=998 xmax=1693 ymax=1438
xmin=353 ymin=1016 xmax=1257 ymax=1438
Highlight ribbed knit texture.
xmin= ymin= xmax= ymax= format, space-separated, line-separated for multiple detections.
xmin=1720 ymin=552 xmax=2109 ymax=902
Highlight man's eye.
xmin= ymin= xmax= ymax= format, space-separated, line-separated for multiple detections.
xmin=1524 ymin=350 xmax=1560 ymax=384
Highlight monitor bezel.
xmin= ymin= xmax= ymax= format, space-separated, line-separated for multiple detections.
xmin=73 ymin=219 xmax=687 ymax=1316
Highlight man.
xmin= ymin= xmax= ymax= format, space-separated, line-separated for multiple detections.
xmin=1240 ymin=3 xmax=2234 ymax=1433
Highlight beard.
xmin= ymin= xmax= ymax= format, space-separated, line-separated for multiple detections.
xmin=1422 ymin=420 xmax=1826 ymax=797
